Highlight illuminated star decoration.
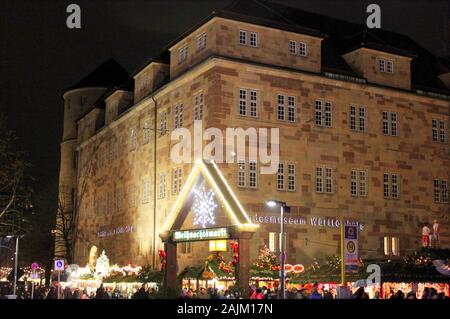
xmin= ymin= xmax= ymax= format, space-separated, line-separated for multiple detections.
xmin=193 ymin=187 xmax=218 ymax=228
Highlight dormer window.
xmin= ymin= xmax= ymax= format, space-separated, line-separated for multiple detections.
xmin=250 ymin=32 xmax=258 ymax=47
xmin=196 ymin=33 xmax=207 ymax=52
xmin=239 ymin=30 xmax=258 ymax=47
xmin=178 ymin=46 xmax=188 ymax=64
xmin=378 ymin=58 xmax=394 ymax=74
xmin=288 ymin=40 xmax=307 ymax=57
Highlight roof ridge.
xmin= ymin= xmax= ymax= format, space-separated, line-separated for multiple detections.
xmin=252 ymin=0 xmax=300 ymax=26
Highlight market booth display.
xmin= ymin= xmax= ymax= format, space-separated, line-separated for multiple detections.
xmin=56 ymin=250 xmax=163 ymax=298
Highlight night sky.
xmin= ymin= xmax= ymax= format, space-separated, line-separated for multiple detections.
xmin=0 ymin=0 xmax=448 ymax=265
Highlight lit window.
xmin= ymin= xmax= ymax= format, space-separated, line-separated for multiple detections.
xmin=209 ymin=240 xmax=227 ymax=252
xmin=384 ymin=237 xmax=400 ymax=256
xmin=269 ymin=232 xmax=277 ymax=252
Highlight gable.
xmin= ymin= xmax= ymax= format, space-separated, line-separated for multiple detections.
xmin=161 ymin=159 xmax=258 ymax=233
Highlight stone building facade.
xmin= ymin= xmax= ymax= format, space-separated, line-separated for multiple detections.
xmin=58 ymin=1 xmax=450 ymax=272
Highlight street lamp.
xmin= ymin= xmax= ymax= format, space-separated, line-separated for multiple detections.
xmin=266 ymin=199 xmax=290 ymax=299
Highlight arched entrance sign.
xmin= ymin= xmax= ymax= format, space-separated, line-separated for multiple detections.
xmin=160 ymin=160 xmax=258 ymax=296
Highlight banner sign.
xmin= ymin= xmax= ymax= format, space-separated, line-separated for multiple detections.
xmin=172 ymin=227 xmax=230 ymax=242
xmin=344 ymin=225 xmax=359 ymax=273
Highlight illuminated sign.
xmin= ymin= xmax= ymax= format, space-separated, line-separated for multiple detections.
xmin=253 ymin=214 xmax=365 ymax=232
xmin=285 ymin=264 xmax=305 ymax=274
xmin=172 ymin=227 xmax=230 ymax=242
xmin=209 ymin=240 xmax=227 ymax=252
xmin=344 ymin=225 xmax=359 ymax=273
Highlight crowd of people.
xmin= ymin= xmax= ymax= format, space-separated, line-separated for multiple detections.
xmin=1 ymin=281 xmax=448 ymax=299
xmin=0 ymin=282 xmax=158 ymax=299
xmin=178 ymin=283 xmax=449 ymax=300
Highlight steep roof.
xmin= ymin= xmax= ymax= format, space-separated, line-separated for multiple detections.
xmin=64 ymin=58 xmax=130 ymax=93
xmin=159 ymin=0 xmax=448 ymax=94
xmin=220 ymin=0 xmax=448 ymax=93
xmin=162 ymin=159 xmax=258 ymax=233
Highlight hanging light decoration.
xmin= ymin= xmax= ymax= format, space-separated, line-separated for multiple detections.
xmin=193 ymin=187 xmax=218 ymax=228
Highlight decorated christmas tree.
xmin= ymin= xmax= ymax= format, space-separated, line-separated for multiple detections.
xmin=95 ymin=250 xmax=110 ymax=278
xmin=250 ymin=245 xmax=280 ymax=279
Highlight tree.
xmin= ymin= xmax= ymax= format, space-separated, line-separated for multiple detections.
xmin=0 ymin=113 xmax=33 ymax=237
xmin=53 ymin=136 xmax=100 ymax=264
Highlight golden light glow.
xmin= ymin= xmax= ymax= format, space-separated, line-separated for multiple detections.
xmin=162 ymin=159 xmax=258 ymax=232
xmin=209 ymin=240 xmax=227 ymax=252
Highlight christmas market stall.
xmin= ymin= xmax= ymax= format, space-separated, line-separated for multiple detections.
xmin=59 ymin=250 xmax=164 ymax=298
xmin=179 ymin=251 xmax=236 ymax=292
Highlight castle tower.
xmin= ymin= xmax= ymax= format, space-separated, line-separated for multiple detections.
xmin=55 ymin=59 xmax=129 ymax=262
